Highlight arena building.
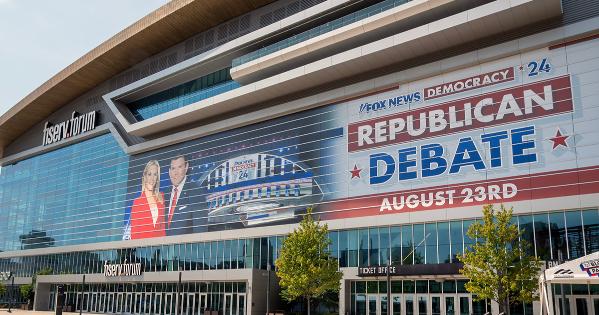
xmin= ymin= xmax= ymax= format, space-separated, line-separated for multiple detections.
xmin=1 ymin=0 xmax=599 ymax=314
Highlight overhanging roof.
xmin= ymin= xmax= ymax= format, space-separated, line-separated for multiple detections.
xmin=0 ymin=0 xmax=274 ymax=155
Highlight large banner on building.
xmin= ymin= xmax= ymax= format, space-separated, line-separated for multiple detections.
xmin=123 ymin=41 xmax=599 ymax=239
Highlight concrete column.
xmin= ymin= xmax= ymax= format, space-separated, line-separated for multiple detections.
xmin=34 ymin=282 xmax=52 ymax=311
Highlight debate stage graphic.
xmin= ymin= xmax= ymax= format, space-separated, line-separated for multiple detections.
xmin=122 ymin=105 xmax=345 ymax=239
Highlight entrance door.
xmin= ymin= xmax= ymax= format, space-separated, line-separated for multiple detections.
xmin=155 ymin=293 xmax=163 ymax=315
xmin=416 ymin=295 xmax=428 ymax=315
xmin=199 ymin=293 xmax=208 ymax=314
xmin=117 ymin=293 xmax=124 ymax=314
xmin=187 ymin=293 xmax=197 ymax=315
xmin=224 ymin=293 xmax=234 ymax=315
xmin=91 ymin=293 xmax=98 ymax=312
xmin=381 ymin=295 xmax=389 ymax=315
xmin=430 ymin=295 xmax=442 ymax=315
xmin=135 ymin=293 xmax=143 ymax=314
xmin=367 ymin=295 xmax=379 ymax=315
xmin=144 ymin=293 xmax=152 ymax=314
xmin=107 ymin=293 xmax=115 ymax=314
xmin=99 ymin=293 xmax=106 ymax=313
xmin=237 ymin=294 xmax=246 ymax=315
xmin=457 ymin=294 xmax=471 ymax=315
xmin=125 ymin=293 xmax=134 ymax=314
xmin=405 ymin=295 xmax=415 ymax=315
xmin=391 ymin=295 xmax=401 ymax=315
xmin=178 ymin=293 xmax=187 ymax=315
xmin=83 ymin=293 xmax=90 ymax=312
xmin=164 ymin=293 xmax=174 ymax=315
xmin=574 ymin=297 xmax=591 ymax=315
xmin=593 ymin=298 xmax=599 ymax=315
xmin=445 ymin=296 xmax=456 ymax=315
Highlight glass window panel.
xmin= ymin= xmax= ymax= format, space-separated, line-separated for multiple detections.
xmin=463 ymin=220 xmax=475 ymax=251
xmin=339 ymin=231 xmax=349 ymax=268
xmin=437 ymin=222 xmax=451 ymax=263
xmin=456 ymin=280 xmax=468 ymax=293
xmin=518 ymin=215 xmax=535 ymax=256
xmin=429 ymin=281 xmax=442 ymax=294
xmin=224 ymin=240 xmax=232 ymax=269
xmin=402 ymin=225 xmax=413 ymax=265
xmin=253 ymin=238 xmax=261 ymax=269
xmin=534 ymin=213 xmax=551 ymax=260
xmin=267 ymin=237 xmax=276 ymax=269
xmin=413 ymin=224 xmax=425 ymax=264
xmin=244 ymin=239 xmax=253 ymax=268
xmin=390 ymin=226 xmax=401 ymax=265
xmin=356 ymin=281 xmax=366 ymax=294
xmin=391 ymin=281 xmax=402 ymax=294
xmin=549 ymin=212 xmax=567 ymax=261
xmin=565 ymin=211 xmax=585 ymax=259
xmin=359 ymin=229 xmax=369 ymax=267
xmin=367 ymin=281 xmax=378 ymax=294
xmin=348 ymin=230 xmax=359 ymax=267
xmin=403 ymin=280 xmax=415 ymax=294
xmin=329 ymin=231 xmax=339 ymax=260
xmin=379 ymin=227 xmax=390 ymax=266
xmin=416 ymin=280 xmax=428 ymax=294
xmin=369 ymin=227 xmax=379 ymax=266
xmin=443 ymin=280 xmax=456 ymax=294
xmin=379 ymin=281 xmax=387 ymax=294
xmin=230 ymin=239 xmax=238 ymax=269
xmin=450 ymin=221 xmax=463 ymax=263
xmin=260 ymin=238 xmax=268 ymax=270
xmin=425 ymin=223 xmax=438 ymax=264
xmin=582 ymin=209 xmax=599 ymax=255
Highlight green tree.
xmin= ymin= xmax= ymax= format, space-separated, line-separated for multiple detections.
xmin=458 ymin=204 xmax=542 ymax=314
xmin=275 ymin=209 xmax=343 ymax=315
xmin=21 ymin=267 xmax=53 ymax=309
xmin=0 ymin=282 xmax=6 ymax=296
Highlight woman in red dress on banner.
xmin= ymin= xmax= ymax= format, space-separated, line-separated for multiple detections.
xmin=130 ymin=160 xmax=166 ymax=239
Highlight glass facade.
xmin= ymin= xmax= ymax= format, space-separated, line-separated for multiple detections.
xmin=2 ymin=208 xmax=597 ymax=278
xmin=232 ymin=0 xmax=411 ymax=67
xmin=329 ymin=208 xmax=599 ymax=268
xmin=0 ymin=236 xmax=284 ymax=277
xmin=128 ymin=68 xmax=240 ymax=121
xmin=349 ymin=279 xmax=494 ymax=315
xmin=49 ymin=281 xmax=247 ymax=315
xmin=0 ymin=134 xmax=129 ymax=251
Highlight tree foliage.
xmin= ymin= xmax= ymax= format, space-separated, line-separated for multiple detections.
xmin=275 ymin=209 xmax=343 ymax=315
xmin=0 ymin=282 xmax=5 ymax=296
xmin=458 ymin=204 xmax=542 ymax=313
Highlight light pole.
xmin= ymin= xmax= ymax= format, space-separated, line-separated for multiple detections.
xmin=386 ymin=264 xmax=391 ymax=315
xmin=266 ymin=264 xmax=271 ymax=315
xmin=7 ymin=272 xmax=14 ymax=313
xmin=79 ymin=274 xmax=85 ymax=315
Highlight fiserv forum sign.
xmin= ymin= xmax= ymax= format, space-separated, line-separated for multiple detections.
xmin=42 ymin=111 xmax=97 ymax=146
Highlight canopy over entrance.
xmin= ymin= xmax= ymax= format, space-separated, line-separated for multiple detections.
xmin=539 ymin=251 xmax=599 ymax=314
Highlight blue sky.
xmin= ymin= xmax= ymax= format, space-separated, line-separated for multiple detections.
xmin=0 ymin=0 xmax=169 ymax=116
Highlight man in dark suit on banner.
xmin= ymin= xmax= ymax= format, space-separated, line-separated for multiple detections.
xmin=165 ymin=154 xmax=202 ymax=236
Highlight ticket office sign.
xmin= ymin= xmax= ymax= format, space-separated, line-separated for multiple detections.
xmin=321 ymin=44 xmax=598 ymax=220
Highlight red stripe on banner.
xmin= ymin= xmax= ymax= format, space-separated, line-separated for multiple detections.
xmin=317 ymin=166 xmax=599 ymax=220
xmin=549 ymin=33 xmax=599 ymax=50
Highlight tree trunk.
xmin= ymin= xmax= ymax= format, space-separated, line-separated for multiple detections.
xmin=498 ymin=298 xmax=509 ymax=315
xmin=307 ymin=297 xmax=311 ymax=315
